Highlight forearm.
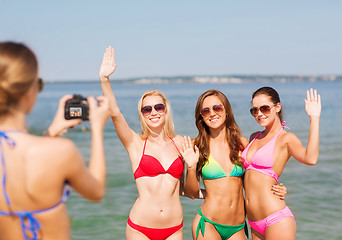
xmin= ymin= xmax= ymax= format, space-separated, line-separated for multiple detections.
xmin=99 ymin=76 xmax=120 ymax=117
xmin=305 ymin=116 xmax=320 ymax=164
xmin=184 ymin=167 xmax=201 ymax=199
xmin=88 ymin=127 xmax=106 ymax=199
xmin=44 ymin=126 xmax=60 ymax=137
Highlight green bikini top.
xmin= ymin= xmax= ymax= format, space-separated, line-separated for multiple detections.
xmin=201 ymin=154 xmax=245 ymax=180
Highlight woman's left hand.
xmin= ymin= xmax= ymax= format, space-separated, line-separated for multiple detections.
xmin=272 ymin=183 xmax=287 ymax=200
xmin=305 ymin=88 xmax=321 ymax=118
xmin=88 ymin=95 xmax=110 ymax=130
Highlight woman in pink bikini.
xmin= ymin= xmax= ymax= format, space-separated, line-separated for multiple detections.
xmin=241 ymin=86 xmax=321 ymax=239
xmin=99 ymin=46 xmax=187 ymax=240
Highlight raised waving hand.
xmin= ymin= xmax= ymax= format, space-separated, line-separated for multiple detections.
xmin=288 ymin=88 xmax=321 ymax=165
xmin=98 ymin=46 xmax=137 ymax=151
xmin=99 ymin=46 xmax=117 ymax=81
xmin=180 ymin=136 xmax=199 ymax=169
xmin=305 ymin=88 xmax=321 ymax=118
xmin=98 ymin=46 xmax=120 ymax=117
xmin=180 ymin=136 xmax=204 ymax=198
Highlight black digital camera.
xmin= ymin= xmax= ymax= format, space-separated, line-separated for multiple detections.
xmin=64 ymin=95 xmax=89 ymax=120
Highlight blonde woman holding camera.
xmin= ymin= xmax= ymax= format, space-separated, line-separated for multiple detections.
xmin=0 ymin=41 xmax=110 ymax=240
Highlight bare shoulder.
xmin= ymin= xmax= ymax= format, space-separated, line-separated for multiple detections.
xmin=240 ymin=136 xmax=249 ymax=148
xmin=126 ymin=134 xmax=147 ymax=163
xmin=172 ymin=134 xmax=184 ymax=148
xmin=43 ymin=136 xmax=77 ymax=150
xmin=126 ymin=132 xmax=144 ymax=152
xmin=279 ymin=130 xmax=299 ymax=145
xmin=26 ymin=135 xmax=79 ymax=161
xmin=249 ymin=131 xmax=260 ymax=142
xmin=23 ymin=135 xmax=83 ymax=182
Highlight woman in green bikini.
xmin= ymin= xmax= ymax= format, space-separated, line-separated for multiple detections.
xmin=182 ymin=89 xmax=286 ymax=240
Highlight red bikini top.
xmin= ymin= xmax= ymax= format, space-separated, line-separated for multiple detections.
xmin=134 ymin=138 xmax=184 ymax=180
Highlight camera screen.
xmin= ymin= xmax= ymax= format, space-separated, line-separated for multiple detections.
xmin=70 ymin=107 xmax=82 ymax=117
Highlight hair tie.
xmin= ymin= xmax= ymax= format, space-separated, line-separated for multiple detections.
xmin=281 ymin=121 xmax=289 ymax=129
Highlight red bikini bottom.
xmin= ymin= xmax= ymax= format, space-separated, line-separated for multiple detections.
xmin=127 ymin=217 xmax=183 ymax=240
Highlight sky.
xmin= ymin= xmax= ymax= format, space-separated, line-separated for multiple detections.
xmin=0 ymin=0 xmax=341 ymax=81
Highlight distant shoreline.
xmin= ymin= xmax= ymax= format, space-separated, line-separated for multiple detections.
xmin=45 ymin=74 xmax=342 ymax=84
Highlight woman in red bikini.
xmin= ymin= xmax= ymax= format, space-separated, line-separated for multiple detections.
xmin=242 ymin=86 xmax=321 ymax=240
xmin=99 ymin=46 xmax=187 ymax=240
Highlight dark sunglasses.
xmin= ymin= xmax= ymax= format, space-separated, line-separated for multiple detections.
xmin=37 ymin=78 xmax=45 ymax=92
xmin=141 ymin=103 xmax=166 ymax=116
xmin=250 ymin=104 xmax=277 ymax=117
xmin=200 ymin=104 xmax=224 ymax=118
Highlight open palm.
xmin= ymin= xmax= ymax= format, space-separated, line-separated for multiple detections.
xmin=99 ymin=46 xmax=116 ymax=78
xmin=180 ymin=136 xmax=199 ymax=169
xmin=305 ymin=88 xmax=321 ymax=118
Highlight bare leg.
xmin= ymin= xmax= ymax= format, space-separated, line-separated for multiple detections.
xmin=166 ymin=228 xmax=183 ymax=240
xmin=251 ymin=228 xmax=264 ymax=240
xmin=229 ymin=229 xmax=246 ymax=240
xmin=126 ymin=224 xmax=150 ymax=240
xmin=265 ymin=217 xmax=296 ymax=240
xmin=192 ymin=214 xmax=221 ymax=240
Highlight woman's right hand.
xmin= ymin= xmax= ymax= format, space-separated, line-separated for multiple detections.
xmin=180 ymin=136 xmax=199 ymax=170
xmin=99 ymin=46 xmax=117 ymax=81
xmin=88 ymin=96 xmax=110 ymax=130
xmin=272 ymin=183 xmax=287 ymax=200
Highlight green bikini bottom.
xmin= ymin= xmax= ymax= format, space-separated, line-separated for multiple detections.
xmin=196 ymin=208 xmax=246 ymax=240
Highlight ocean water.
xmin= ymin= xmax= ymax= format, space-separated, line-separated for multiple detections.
xmin=28 ymin=81 xmax=342 ymax=240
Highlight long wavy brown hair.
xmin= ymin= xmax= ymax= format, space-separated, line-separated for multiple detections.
xmin=194 ymin=89 xmax=244 ymax=178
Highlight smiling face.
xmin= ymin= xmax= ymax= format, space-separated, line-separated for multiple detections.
xmin=138 ymin=90 xmax=175 ymax=139
xmin=251 ymin=94 xmax=281 ymax=127
xmin=201 ymin=95 xmax=226 ymax=130
xmin=141 ymin=95 xmax=166 ymax=130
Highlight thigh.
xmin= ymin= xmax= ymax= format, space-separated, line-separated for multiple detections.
xmin=191 ymin=214 xmax=221 ymax=240
xmin=265 ymin=216 xmax=296 ymax=240
xmin=229 ymin=228 xmax=246 ymax=240
xmin=126 ymin=224 xmax=149 ymax=240
xmin=251 ymin=228 xmax=264 ymax=240
xmin=192 ymin=214 xmax=202 ymax=239
xmin=166 ymin=227 xmax=183 ymax=240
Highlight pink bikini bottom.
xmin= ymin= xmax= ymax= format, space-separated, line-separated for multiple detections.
xmin=248 ymin=206 xmax=296 ymax=235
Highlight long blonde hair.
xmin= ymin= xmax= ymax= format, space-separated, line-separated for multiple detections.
xmin=0 ymin=42 xmax=38 ymax=116
xmin=138 ymin=90 xmax=175 ymax=139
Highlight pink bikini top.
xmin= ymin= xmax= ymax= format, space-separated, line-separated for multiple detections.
xmin=134 ymin=138 xmax=184 ymax=180
xmin=241 ymin=127 xmax=284 ymax=182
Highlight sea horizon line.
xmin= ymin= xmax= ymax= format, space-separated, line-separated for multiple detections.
xmin=44 ymin=74 xmax=342 ymax=84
